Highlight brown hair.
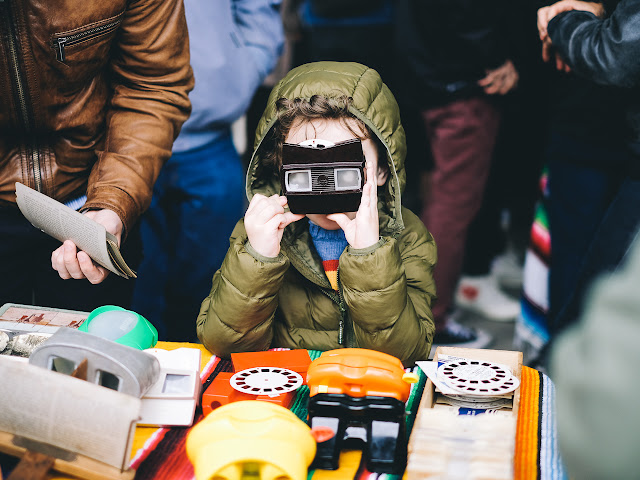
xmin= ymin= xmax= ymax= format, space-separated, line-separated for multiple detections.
xmin=261 ymin=94 xmax=387 ymax=172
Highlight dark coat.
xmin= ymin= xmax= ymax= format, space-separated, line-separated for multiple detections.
xmin=549 ymin=0 xmax=640 ymax=150
xmin=394 ymin=0 xmax=511 ymax=107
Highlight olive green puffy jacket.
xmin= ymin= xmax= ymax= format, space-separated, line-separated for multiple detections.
xmin=197 ymin=62 xmax=436 ymax=365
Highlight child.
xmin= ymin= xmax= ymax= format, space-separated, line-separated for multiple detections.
xmin=197 ymin=61 xmax=436 ymax=365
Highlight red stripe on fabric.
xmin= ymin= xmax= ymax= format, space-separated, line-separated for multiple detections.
xmin=323 ymin=259 xmax=339 ymax=270
xmin=531 ymin=223 xmax=551 ymax=258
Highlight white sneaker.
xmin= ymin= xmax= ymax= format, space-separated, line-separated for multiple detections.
xmin=491 ymin=250 xmax=524 ymax=290
xmin=455 ymin=274 xmax=520 ymax=322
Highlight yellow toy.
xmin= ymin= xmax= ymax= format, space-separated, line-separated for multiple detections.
xmin=186 ymin=401 xmax=316 ymax=480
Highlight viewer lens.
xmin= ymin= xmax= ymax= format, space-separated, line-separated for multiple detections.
xmin=335 ymin=168 xmax=361 ymax=190
xmin=286 ymin=170 xmax=312 ymax=191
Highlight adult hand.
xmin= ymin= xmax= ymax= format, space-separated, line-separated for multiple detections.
xmin=541 ymin=38 xmax=573 ymax=72
xmin=537 ymin=0 xmax=604 ymax=42
xmin=51 ymin=209 xmax=123 ymax=284
xmin=327 ymin=160 xmax=379 ymax=249
xmin=538 ymin=0 xmax=605 ymax=72
xmin=245 ymin=193 xmax=304 ymax=257
xmin=478 ymin=59 xmax=519 ymax=95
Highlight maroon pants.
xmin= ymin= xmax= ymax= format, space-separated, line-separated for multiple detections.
xmin=420 ymin=97 xmax=502 ymax=330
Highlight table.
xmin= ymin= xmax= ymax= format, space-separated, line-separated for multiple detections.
xmin=25 ymin=343 xmax=566 ymax=480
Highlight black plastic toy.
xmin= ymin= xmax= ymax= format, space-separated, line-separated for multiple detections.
xmin=307 ymin=393 xmax=407 ymax=474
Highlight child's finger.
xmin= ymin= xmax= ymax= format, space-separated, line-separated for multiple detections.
xmin=246 ymin=193 xmax=267 ymax=216
xmin=326 ymin=213 xmax=350 ymax=231
xmin=266 ymin=212 xmax=301 ymax=232
xmin=279 ymin=212 xmax=305 ymax=228
xmin=367 ymin=165 xmax=378 ymax=204
xmin=359 ymin=182 xmax=372 ymax=211
xmin=367 ymin=161 xmax=376 ymax=185
xmin=253 ymin=199 xmax=285 ymax=224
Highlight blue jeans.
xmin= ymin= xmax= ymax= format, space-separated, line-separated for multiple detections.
xmin=547 ymin=133 xmax=626 ymax=326
xmin=552 ymin=176 xmax=640 ymax=336
xmin=131 ymin=134 xmax=245 ymax=341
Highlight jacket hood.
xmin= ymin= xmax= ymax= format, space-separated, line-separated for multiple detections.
xmin=246 ymin=61 xmax=407 ymax=234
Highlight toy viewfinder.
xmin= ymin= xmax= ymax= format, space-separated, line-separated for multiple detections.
xmin=281 ymin=138 xmax=365 ymax=214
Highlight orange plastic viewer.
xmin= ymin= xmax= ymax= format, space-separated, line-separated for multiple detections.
xmin=202 ymin=372 xmax=299 ymax=415
xmin=201 ymin=350 xmax=312 ymax=416
xmin=306 ymin=348 xmax=413 ymax=402
xmin=231 ymin=349 xmax=311 ymax=375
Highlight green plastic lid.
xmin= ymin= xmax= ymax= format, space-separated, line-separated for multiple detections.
xmin=78 ymin=305 xmax=158 ymax=350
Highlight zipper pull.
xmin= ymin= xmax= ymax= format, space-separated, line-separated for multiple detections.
xmin=54 ymin=37 xmax=67 ymax=62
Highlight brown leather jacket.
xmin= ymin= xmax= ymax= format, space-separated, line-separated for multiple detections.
xmin=0 ymin=0 xmax=194 ymax=235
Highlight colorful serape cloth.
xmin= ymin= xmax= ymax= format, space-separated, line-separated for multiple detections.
xmin=515 ymin=167 xmax=551 ymax=365
xmin=515 ymin=367 xmax=567 ymax=480
xmin=129 ymin=347 xmax=565 ymax=480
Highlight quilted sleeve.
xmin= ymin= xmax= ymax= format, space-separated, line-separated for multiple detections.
xmin=339 ymin=209 xmax=437 ymax=365
xmin=196 ymin=219 xmax=289 ymax=357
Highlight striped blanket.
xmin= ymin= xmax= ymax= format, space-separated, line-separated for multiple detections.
xmin=514 ymin=168 xmax=551 ymax=366
xmin=130 ymin=348 xmax=565 ymax=480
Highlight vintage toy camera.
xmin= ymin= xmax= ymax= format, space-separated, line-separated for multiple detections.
xmin=281 ymin=138 xmax=365 ymax=214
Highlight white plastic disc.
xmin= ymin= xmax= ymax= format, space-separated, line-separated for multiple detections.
xmin=299 ymin=138 xmax=335 ymax=149
xmin=437 ymin=360 xmax=520 ymax=396
xmin=230 ymin=367 xmax=303 ymax=396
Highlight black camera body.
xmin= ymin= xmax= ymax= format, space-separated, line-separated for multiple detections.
xmin=281 ymin=138 xmax=365 ymax=214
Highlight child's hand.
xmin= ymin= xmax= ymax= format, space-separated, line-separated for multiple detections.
xmin=245 ymin=193 xmax=304 ymax=257
xmin=327 ymin=161 xmax=379 ymax=249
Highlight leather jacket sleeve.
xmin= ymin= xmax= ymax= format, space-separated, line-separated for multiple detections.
xmin=83 ymin=0 xmax=194 ymax=234
xmin=548 ymin=0 xmax=640 ymax=88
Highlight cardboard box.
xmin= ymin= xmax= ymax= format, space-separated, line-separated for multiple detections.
xmin=406 ymin=347 xmax=523 ymax=480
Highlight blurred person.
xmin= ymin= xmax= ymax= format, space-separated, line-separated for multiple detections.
xmin=0 ymin=0 xmax=193 ymax=311
xmin=550 ymin=229 xmax=640 ymax=479
xmin=537 ymin=0 xmax=640 ymax=351
xmin=131 ymin=0 xmax=284 ymax=341
xmin=395 ymin=0 xmax=520 ymax=348
xmin=515 ymin=0 xmax=630 ymax=367
xmin=459 ymin=6 xmax=549 ymax=305
xmin=295 ymin=0 xmax=394 ymax=82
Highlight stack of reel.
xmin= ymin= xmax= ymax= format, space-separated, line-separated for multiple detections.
xmin=434 ymin=356 xmax=520 ymax=411
xmin=408 ymin=352 xmax=522 ymax=480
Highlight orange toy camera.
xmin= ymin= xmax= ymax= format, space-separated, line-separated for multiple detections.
xmin=306 ymin=348 xmax=415 ymax=402
xmin=305 ymin=348 xmax=418 ymax=474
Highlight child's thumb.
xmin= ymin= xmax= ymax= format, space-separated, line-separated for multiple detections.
xmin=326 ymin=213 xmax=349 ymax=230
